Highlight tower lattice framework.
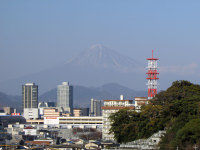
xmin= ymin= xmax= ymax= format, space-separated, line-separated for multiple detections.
xmin=146 ymin=50 xmax=159 ymax=99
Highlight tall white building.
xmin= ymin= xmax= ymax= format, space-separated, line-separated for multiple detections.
xmin=57 ymin=82 xmax=73 ymax=114
xmin=22 ymin=83 xmax=39 ymax=119
xmin=90 ymin=98 xmax=102 ymax=116
xmin=102 ymin=96 xmax=134 ymax=141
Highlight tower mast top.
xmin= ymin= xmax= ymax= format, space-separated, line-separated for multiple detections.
xmin=147 ymin=49 xmax=158 ymax=60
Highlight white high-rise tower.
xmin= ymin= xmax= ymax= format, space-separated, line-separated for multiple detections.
xmin=57 ymin=82 xmax=73 ymax=114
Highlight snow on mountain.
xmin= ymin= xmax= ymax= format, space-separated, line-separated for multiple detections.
xmin=0 ymin=44 xmax=146 ymax=95
xmin=67 ymin=44 xmax=143 ymax=73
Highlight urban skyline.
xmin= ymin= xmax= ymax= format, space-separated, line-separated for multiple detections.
xmin=1 ymin=1 xmax=200 ymax=149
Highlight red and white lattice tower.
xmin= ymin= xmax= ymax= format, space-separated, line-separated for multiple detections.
xmin=146 ymin=50 xmax=159 ymax=99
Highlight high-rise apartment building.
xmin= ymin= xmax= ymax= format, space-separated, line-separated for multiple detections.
xmin=57 ymin=82 xmax=73 ymax=114
xmin=22 ymin=83 xmax=38 ymax=109
xmin=22 ymin=83 xmax=38 ymax=119
xmin=90 ymin=98 xmax=102 ymax=116
xmin=102 ymin=97 xmax=134 ymax=140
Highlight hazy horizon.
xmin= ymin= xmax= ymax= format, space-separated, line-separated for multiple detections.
xmin=1 ymin=1 xmax=200 ymax=94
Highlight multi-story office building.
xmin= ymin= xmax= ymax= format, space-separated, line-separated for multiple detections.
xmin=22 ymin=83 xmax=38 ymax=109
xmin=90 ymin=99 xmax=102 ymax=116
xmin=57 ymin=82 xmax=73 ymax=114
xmin=102 ymin=96 xmax=134 ymax=140
xmin=22 ymin=83 xmax=38 ymax=119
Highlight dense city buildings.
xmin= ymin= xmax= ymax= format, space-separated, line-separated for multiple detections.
xmin=90 ymin=98 xmax=102 ymax=116
xmin=22 ymin=83 xmax=39 ymax=119
xmin=102 ymin=96 xmax=134 ymax=140
xmin=0 ymin=51 xmax=162 ymax=149
xmin=57 ymin=82 xmax=73 ymax=114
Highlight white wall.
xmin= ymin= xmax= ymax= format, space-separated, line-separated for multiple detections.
xmin=24 ymin=108 xmax=39 ymax=119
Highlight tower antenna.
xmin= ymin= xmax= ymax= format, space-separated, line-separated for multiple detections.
xmin=146 ymin=50 xmax=159 ymax=99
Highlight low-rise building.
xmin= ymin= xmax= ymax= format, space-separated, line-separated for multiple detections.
xmin=23 ymin=126 xmax=38 ymax=135
xmin=59 ymin=116 xmax=102 ymax=125
xmin=73 ymin=108 xmax=82 ymax=117
xmin=44 ymin=108 xmax=60 ymax=125
xmin=3 ymin=107 xmax=15 ymax=115
xmin=38 ymin=102 xmax=57 ymax=118
xmin=26 ymin=116 xmax=103 ymax=129
xmin=44 ymin=108 xmax=60 ymax=118
xmin=24 ymin=108 xmax=39 ymax=120
xmin=73 ymin=108 xmax=89 ymax=117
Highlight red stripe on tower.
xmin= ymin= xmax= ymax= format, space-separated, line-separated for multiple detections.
xmin=146 ymin=50 xmax=159 ymax=99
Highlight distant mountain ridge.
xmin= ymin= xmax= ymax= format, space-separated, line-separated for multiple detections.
xmin=0 ymin=44 xmax=146 ymax=95
xmin=0 ymin=92 xmax=21 ymax=112
xmin=39 ymin=83 xmax=147 ymax=107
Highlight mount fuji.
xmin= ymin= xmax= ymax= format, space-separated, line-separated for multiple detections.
xmin=0 ymin=44 xmax=146 ymax=95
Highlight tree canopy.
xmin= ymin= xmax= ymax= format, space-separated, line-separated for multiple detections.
xmin=109 ymin=80 xmax=200 ymax=149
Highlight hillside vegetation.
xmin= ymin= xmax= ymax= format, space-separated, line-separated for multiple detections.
xmin=109 ymin=80 xmax=200 ymax=149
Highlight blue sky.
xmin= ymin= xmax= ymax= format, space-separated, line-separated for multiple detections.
xmin=1 ymin=0 xmax=200 ymax=90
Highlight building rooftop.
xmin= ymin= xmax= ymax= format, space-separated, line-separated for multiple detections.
xmin=25 ymin=83 xmax=35 ymax=86
xmin=102 ymin=106 xmax=134 ymax=110
xmin=104 ymin=100 xmax=133 ymax=102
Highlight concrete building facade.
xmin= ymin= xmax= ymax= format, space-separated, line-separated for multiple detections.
xmin=57 ymin=82 xmax=73 ymax=114
xmin=73 ymin=108 xmax=82 ymax=117
xmin=22 ymin=83 xmax=38 ymax=119
xmin=90 ymin=99 xmax=102 ymax=116
xmin=23 ymin=108 xmax=39 ymax=120
xmin=43 ymin=108 xmax=60 ymax=125
xmin=102 ymin=98 xmax=134 ymax=140
xmin=38 ymin=102 xmax=57 ymax=118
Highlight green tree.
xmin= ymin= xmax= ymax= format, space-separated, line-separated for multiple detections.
xmin=109 ymin=80 xmax=200 ymax=149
